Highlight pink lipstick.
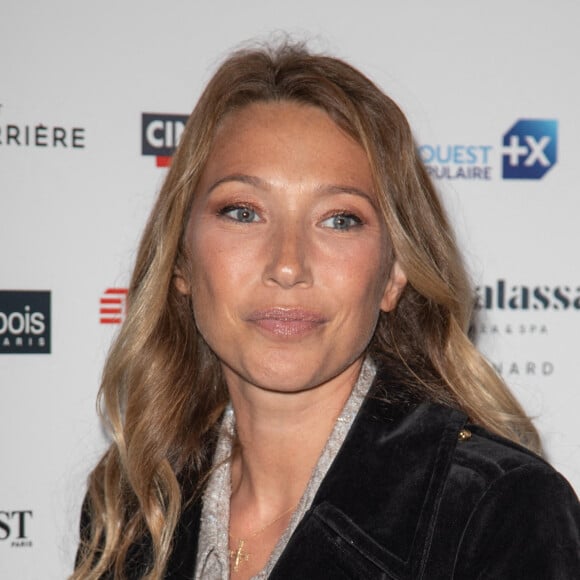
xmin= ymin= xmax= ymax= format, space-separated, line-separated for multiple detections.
xmin=246 ymin=308 xmax=326 ymax=337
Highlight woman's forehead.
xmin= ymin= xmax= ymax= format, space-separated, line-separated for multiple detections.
xmin=199 ymin=101 xmax=375 ymax=194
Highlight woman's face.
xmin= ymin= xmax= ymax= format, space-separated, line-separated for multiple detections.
xmin=178 ymin=101 xmax=405 ymax=395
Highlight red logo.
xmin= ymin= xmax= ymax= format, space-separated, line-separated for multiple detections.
xmin=99 ymin=288 xmax=128 ymax=324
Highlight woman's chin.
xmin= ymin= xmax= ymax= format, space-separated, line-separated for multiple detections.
xmin=222 ymin=352 xmax=362 ymax=397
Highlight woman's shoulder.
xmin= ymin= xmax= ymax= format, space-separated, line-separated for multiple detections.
xmin=373 ymin=395 xmax=579 ymax=523
xmin=442 ymin=413 xmax=579 ymax=527
xmin=370 ymin=365 xmax=572 ymax=491
xmin=413 ymin=406 xmax=580 ymax=578
xmin=449 ymin=417 xmax=565 ymax=482
xmin=274 ymin=394 xmax=580 ymax=578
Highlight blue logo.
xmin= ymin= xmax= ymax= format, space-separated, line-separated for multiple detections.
xmin=502 ymin=119 xmax=557 ymax=179
xmin=418 ymin=144 xmax=493 ymax=180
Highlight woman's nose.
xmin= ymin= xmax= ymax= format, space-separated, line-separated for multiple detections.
xmin=262 ymin=222 xmax=313 ymax=289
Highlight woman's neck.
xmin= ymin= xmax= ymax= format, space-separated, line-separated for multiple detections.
xmin=227 ymin=358 xmax=363 ymax=514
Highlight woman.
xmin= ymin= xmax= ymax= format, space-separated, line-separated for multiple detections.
xmin=73 ymin=43 xmax=580 ymax=579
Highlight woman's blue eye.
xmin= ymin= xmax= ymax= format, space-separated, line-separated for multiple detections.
xmin=322 ymin=213 xmax=362 ymax=230
xmin=220 ymin=206 xmax=259 ymax=223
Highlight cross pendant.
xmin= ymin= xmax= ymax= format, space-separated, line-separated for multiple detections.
xmin=230 ymin=539 xmax=250 ymax=572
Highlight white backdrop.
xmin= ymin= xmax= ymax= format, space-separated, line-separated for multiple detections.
xmin=2 ymin=1 xmax=579 ymax=578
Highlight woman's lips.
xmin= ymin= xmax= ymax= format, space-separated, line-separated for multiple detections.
xmin=246 ymin=308 xmax=327 ymax=337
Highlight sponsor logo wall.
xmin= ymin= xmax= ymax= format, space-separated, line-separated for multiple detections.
xmin=2 ymin=2 xmax=579 ymax=578
xmin=142 ymin=113 xmax=188 ymax=167
xmin=471 ymin=280 xmax=579 ymax=383
xmin=99 ymin=288 xmax=128 ymax=324
xmin=0 ymin=511 xmax=34 ymax=548
xmin=476 ymin=280 xmax=580 ymax=311
xmin=0 ymin=291 xmax=51 ymax=354
xmin=419 ymin=119 xmax=558 ymax=181
xmin=0 ymin=121 xmax=86 ymax=149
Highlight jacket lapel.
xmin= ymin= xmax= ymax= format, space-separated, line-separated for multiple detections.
xmin=270 ymin=389 xmax=466 ymax=579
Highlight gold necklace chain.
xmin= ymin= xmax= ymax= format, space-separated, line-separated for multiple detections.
xmin=229 ymin=503 xmax=297 ymax=573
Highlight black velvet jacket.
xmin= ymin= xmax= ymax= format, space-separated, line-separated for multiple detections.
xmin=84 ymin=371 xmax=580 ymax=579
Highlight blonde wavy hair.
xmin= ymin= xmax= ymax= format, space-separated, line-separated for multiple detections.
xmin=73 ymin=42 xmax=541 ymax=579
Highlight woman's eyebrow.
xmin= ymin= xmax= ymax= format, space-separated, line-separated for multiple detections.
xmin=320 ymin=184 xmax=375 ymax=205
xmin=205 ymin=173 xmax=267 ymax=195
